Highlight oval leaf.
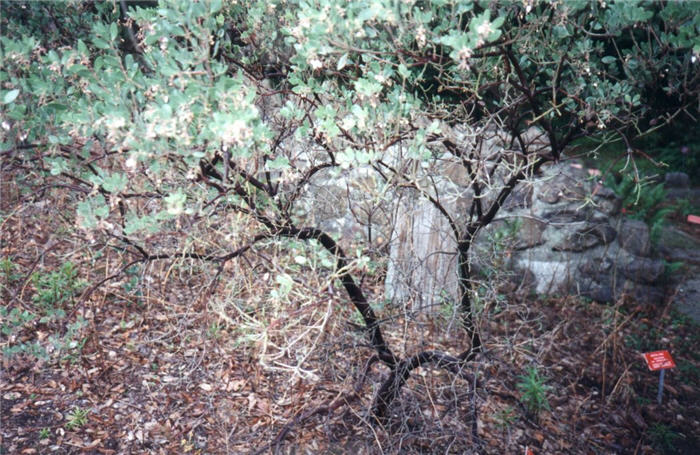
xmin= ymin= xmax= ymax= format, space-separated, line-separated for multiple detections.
xmin=3 ymin=89 xmax=19 ymax=104
xmin=337 ymin=53 xmax=349 ymax=71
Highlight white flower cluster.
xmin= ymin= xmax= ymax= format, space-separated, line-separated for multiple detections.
xmin=220 ymin=119 xmax=253 ymax=151
xmin=475 ymin=21 xmax=493 ymax=47
xmin=457 ymin=47 xmax=473 ymax=71
xmin=416 ymin=26 xmax=427 ymax=48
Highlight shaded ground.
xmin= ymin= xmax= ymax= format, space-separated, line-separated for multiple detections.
xmin=1 ymin=184 xmax=699 ymax=454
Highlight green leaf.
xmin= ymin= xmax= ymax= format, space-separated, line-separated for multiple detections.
xmin=93 ymin=38 xmax=110 ymax=50
xmin=102 ymin=173 xmax=129 ymax=193
xmin=337 ymin=53 xmax=349 ymax=71
xmin=3 ymin=89 xmax=19 ymax=104
xmin=266 ymin=156 xmax=289 ymax=170
xmin=164 ymin=191 xmax=186 ymax=215
xmin=109 ymin=22 xmax=118 ymax=42
xmin=553 ymin=25 xmax=570 ymax=39
xmin=46 ymin=102 xmax=68 ymax=112
xmin=124 ymin=214 xmax=157 ymax=235
xmin=76 ymin=195 xmax=108 ymax=229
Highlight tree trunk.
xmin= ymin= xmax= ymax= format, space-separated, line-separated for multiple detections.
xmin=457 ymin=235 xmax=482 ymax=361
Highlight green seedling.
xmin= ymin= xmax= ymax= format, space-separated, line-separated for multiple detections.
xmin=517 ymin=365 xmax=551 ymax=417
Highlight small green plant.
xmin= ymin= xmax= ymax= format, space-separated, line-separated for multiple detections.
xmin=54 ymin=317 xmax=88 ymax=363
xmin=208 ymin=321 xmax=222 ymax=339
xmin=636 ymin=396 xmax=652 ymax=407
xmin=486 ymin=219 xmax=521 ymax=260
xmin=122 ymin=264 xmax=141 ymax=295
xmin=39 ymin=428 xmax=51 ymax=440
xmin=516 ymin=366 xmax=551 ymax=417
xmin=677 ymin=361 xmax=699 ymax=387
xmin=349 ymin=308 xmax=365 ymax=327
xmin=1 ymin=307 xmax=35 ymax=336
xmin=0 ymin=307 xmax=46 ymax=359
xmin=0 ymin=257 xmax=21 ymax=284
xmin=31 ymin=262 xmax=85 ymax=320
xmin=494 ymin=406 xmax=517 ymax=431
xmin=648 ymin=423 xmax=680 ymax=453
xmin=663 ymin=260 xmax=684 ymax=280
xmin=606 ymin=174 xmax=675 ymax=244
xmin=65 ymin=407 xmax=89 ymax=430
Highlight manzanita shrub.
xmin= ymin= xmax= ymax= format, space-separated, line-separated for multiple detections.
xmin=2 ymin=0 xmax=698 ymax=422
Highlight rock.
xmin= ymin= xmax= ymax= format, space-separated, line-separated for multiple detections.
xmin=579 ymin=257 xmax=613 ymax=278
xmin=593 ymin=185 xmax=617 ymax=199
xmin=515 ymin=258 xmax=572 ymax=294
xmin=543 ymin=208 xmax=590 ymax=223
xmin=514 ymin=267 xmax=537 ymax=291
xmin=513 ymin=218 xmax=547 ymax=250
xmin=552 ymin=223 xmax=616 ymax=252
xmin=539 ymin=186 xmax=562 ymax=204
xmin=598 ymin=198 xmax=623 ymax=216
xmin=503 ymin=185 xmax=533 ymax=210
xmin=553 ymin=231 xmax=602 ymax=252
xmin=664 ymin=172 xmax=690 ymax=189
xmin=497 ymin=267 xmax=538 ymax=295
xmin=384 ymin=138 xmax=678 ymax=311
xmin=618 ymin=219 xmax=651 ymax=256
xmin=586 ymin=223 xmax=617 ymax=244
xmin=657 ymin=226 xmax=700 ymax=266
xmin=537 ymin=173 xmax=587 ymax=204
xmin=674 ymin=279 xmax=700 ymax=323
xmin=665 ymin=187 xmax=700 ymax=201
xmin=592 ymin=185 xmax=622 ymax=216
xmin=579 ymin=280 xmax=615 ymax=303
xmin=621 ymin=280 xmax=667 ymax=304
xmin=660 ymin=247 xmax=700 ymax=267
xmin=621 ymin=257 xmax=666 ymax=284
xmin=579 ymin=274 xmax=666 ymax=305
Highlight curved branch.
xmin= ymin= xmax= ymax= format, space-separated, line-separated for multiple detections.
xmin=275 ymin=225 xmax=397 ymax=368
xmin=372 ymin=350 xmax=476 ymax=422
xmin=77 ymin=234 xmax=271 ymax=308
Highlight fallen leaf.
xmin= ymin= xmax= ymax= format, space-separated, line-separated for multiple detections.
xmin=199 ymin=383 xmax=213 ymax=392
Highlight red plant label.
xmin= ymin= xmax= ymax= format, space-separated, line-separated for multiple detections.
xmin=688 ymin=214 xmax=700 ymax=225
xmin=642 ymin=350 xmax=676 ymax=371
xmin=525 ymin=447 xmax=534 ymax=455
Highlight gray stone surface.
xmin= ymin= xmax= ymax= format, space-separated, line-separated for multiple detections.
xmin=618 ymin=220 xmax=651 ymax=257
xmin=594 ymin=186 xmax=623 ymax=215
xmin=553 ymin=230 xmax=603 ymax=252
xmin=513 ymin=218 xmax=547 ymax=250
xmin=665 ymin=188 xmax=700 ymax=201
xmin=621 ymin=257 xmax=665 ymax=284
xmin=675 ymin=279 xmax=700 ymax=323
xmin=664 ymin=172 xmax=690 ymax=189
xmin=543 ymin=207 xmax=592 ymax=223
xmin=503 ymin=186 xmax=534 ymax=210
xmin=656 ymin=226 xmax=700 ymax=322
